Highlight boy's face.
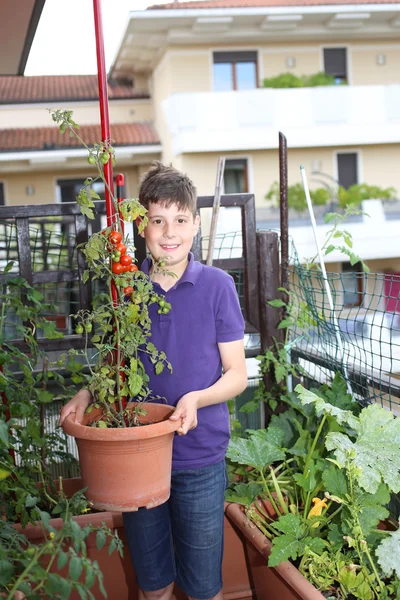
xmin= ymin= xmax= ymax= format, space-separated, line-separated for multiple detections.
xmin=140 ymin=202 xmax=200 ymax=273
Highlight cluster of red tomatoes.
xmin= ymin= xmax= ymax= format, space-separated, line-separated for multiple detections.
xmin=105 ymin=230 xmax=139 ymax=297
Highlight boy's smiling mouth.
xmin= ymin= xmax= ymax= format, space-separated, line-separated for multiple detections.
xmin=161 ymin=244 xmax=180 ymax=252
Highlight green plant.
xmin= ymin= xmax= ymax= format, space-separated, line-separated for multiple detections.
xmin=50 ymin=109 xmax=172 ymax=428
xmin=226 ymin=377 xmax=400 ymax=599
xmin=265 ymin=180 xmax=397 ymax=214
xmin=262 ymin=71 xmax=340 ymax=89
xmin=0 ymin=265 xmax=122 ymax=598
xmin=265 ymin=181 xmax=331 ymax=212
xmin=306 ymin=205 xmax=370 ymax=273
xmin=338 ymin=184 xmax=397 ymax=208
xmin=0 ymin=485 xmax=122 ymax=600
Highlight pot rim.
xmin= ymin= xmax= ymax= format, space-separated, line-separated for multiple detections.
xmin=62 ymin=401 xmax=181 ymax=441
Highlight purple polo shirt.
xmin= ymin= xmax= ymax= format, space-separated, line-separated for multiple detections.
xmin=140 ymin=253 xmax=245 ymax=470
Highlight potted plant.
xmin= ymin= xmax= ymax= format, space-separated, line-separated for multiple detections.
xmin=225 ymin=374 xmax=400 ymax=599
xmin=48 ymin=110 xmax=181 ymax=513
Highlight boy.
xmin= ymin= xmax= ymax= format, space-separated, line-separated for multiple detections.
xmin=59 ymin=162 xmax=247 ymax=600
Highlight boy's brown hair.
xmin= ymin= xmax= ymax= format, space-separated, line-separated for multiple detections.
xmin=139 ymin=162 xmax=197 ymax=218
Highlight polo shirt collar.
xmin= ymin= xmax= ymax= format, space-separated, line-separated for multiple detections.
xmin=141 ymin=252 xmax=202 ymax=287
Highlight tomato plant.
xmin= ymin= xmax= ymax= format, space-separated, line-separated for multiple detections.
xmin=124 ymin=286 xmax=134 ymax=296
xmin=128 ymin=264 xmax=139 ymax=272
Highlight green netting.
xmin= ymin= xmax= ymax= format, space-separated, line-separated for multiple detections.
xmin=289 ymin=240 xmax=400 ymax=412
xmin=0 ymin=219 xmax=81 ymax=338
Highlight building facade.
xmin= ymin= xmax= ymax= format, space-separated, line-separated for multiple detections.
xmin=1 ymin=0 xmax=400 ymax=298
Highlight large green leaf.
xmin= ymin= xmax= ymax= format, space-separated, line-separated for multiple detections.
xmin=376 ymin=529 xmax=400 ymax=578
xmin=325 ymin=404 xmax=400 ymax=494
xmin=226 ymin=427 xmax=285 ymax=471
xmin=322 ymin=465 xmax=348 ymax=498
xmin=295 ymin=385 xmax=359 ymax=431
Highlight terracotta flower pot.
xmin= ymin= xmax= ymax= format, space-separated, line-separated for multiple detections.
xmin=62 ymin=402 xmax=180 ymax=512
xmin=225 ymin=502 xmax=325 ymax=600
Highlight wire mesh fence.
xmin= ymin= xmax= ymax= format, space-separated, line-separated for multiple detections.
xmin=288 ymin=241 xmax=400 ymax=413
xmin=0 ymin=218 xmax=82 ymax=338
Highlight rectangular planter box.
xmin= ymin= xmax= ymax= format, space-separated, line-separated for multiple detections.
xmin=225 ymin=503 xmax=324 ymax=600
xmin=14 ymin=479 xmax=255 ymax=600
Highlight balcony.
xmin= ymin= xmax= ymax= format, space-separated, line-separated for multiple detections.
xmin=161 ymin=84 xmax=400 ymax=155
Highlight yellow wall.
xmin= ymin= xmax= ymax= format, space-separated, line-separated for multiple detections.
xmin=2 ymin=165 xmax=146 ymax=206
xmin=0 ymin=101 xmax=153 ymax=129
xmin=154 ymin=41 xmax=400 ymax=94
xmin=351 ymin=44 xmax=400 ymax=85
xmin=178 ymin=145 xmax=400 ymax=211
xmin=169 ymin=52 xmax=211 ymax=93
xmin=151 ymin=53 xmax=175 ymax=163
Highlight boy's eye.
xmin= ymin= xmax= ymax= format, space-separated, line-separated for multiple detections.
xmin=177 ymin=219 xmax=187 ymax=224
xmin=152 ymin=219 xmax=163 ymax=225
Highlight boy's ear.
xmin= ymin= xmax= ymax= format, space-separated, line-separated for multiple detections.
xmin=136 ymin=217 xmax=145 ymax=238
xmin=194 ymin=214 xmax=200 ymax=234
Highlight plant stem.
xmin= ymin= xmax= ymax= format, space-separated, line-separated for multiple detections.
xmin=269 ymin=466 xmax=288 ymax=514
xmin=303 ymin=413 xmax=327 ymax=477
xmin=259 ymin=469 xmax=281 ymax=516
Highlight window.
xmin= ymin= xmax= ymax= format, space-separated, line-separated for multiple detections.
xmin=0 ymin=183 xmax=5 ymax=206
xmin=337 ymin=153 xmax=358 ymax=189
xmin=224 ymin=159 xmax=248 ymax=193
xmin=213 ymin=51 xmax=257 ymax=91
xmin=57 ymin=178 xmax=107 ymax=234
xmin=342 ymin=261 xmax=364 ymax=307
xmin=323 ymin=48 xmax=347 ymax=84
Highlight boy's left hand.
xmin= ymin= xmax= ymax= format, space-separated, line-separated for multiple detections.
xmin=169 ymin=392 xmax=199 ymax=435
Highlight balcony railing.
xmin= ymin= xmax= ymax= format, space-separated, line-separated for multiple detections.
xmin=162 ymin=84 xmax=400 ymax=154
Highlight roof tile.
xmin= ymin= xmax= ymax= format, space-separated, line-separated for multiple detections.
xmin=0 ymin=123 xmax=159 ymax=152
xmin=0 ymin=75 xmax=148 ymax=105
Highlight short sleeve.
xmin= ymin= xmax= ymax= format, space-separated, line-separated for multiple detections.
xmin=215 ymin=274 xmax=245 ymax=343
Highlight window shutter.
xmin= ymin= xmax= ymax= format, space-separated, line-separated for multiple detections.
xmin=213 ymin=51 xmax=257 ymax=64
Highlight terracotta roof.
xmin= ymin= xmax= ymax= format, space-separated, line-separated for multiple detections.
xmin=0 ymin=75 xmax=148 ymax=105
xmin=0 ymin=123 xmax=160 ymax=152
xmin=149 ymin=0 xmax=399 ymax=8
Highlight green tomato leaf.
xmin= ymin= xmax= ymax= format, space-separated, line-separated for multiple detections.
xmin=0 ymin=420 xmax=9 ymax=446
xmin=69 ymin=556 xmax=83 ymax=581
xmin=0 ymin=559 xmax=14 ymax=586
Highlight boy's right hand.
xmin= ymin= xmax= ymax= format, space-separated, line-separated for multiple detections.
xmin=58 ymin=389 xmax=92 ymax=427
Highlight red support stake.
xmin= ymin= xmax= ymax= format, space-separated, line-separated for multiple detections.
xmin=92 ymin=0 xmax=117 ymax=306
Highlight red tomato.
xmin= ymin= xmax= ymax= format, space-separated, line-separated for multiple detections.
xmin=109 ymin=231 xmax=122 ymax=245
xmin=111 ymin=262 xmax=124 ymax=274
xmin=124 ymin=286 xmax=134 ymax=296
xmin=128 ymin=264 xmax=139 ymax=272
xmin=120 ymin=254 xmax=133 ymax=267
xmin=115 ymin=242 xmax=127 ymax=255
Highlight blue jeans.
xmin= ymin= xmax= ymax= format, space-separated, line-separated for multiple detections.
xmin=123 ymin=459 xmax=228 ymax=599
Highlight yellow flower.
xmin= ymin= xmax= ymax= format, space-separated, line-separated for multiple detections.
xmin=307 ymin=497 xmax=328 ymax=527
xmin=49 ymin=532 xmax=55 ymax=539
xmin=81 ymin=507 xmax=91 ymax=514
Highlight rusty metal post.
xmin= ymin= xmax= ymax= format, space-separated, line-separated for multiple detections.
xmin=257 ymin=230 xmax=281 ymax=401
xmin=279 ymin=132 xmax=289 ymax=303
